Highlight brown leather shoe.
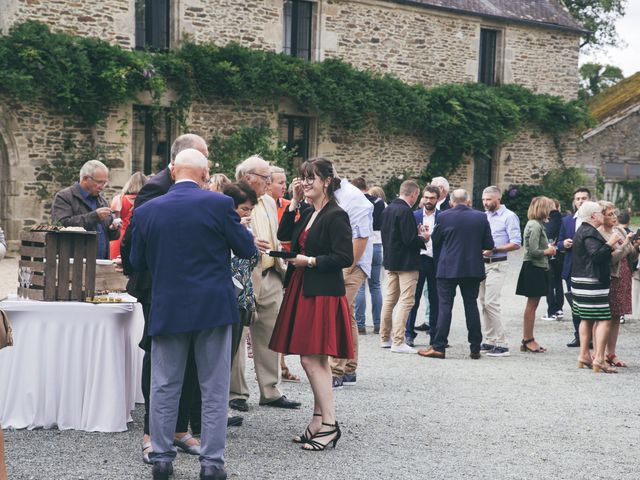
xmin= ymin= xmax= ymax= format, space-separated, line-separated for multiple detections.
xmin=418 ymin=347 xmax=445 ymax=359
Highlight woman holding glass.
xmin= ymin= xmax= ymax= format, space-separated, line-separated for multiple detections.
xmin=515 ymin=196 xmax=557 ymax=353
xmin=270 ymin=157 xmax=353 ymax=451
xmin=597 ymin=201 xmax=638 ymax=368
xmin=571 ymin=201 xmax=621 ymax=373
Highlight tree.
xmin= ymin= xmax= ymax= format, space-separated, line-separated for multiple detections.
xmin=578 ymin=62 xmax=624 ymax=99
xmin=562 ymin=0 xmax=627 ymax=49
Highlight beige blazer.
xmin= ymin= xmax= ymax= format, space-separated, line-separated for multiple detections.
xmin=251 ymin=194 xmax=286 ymax=291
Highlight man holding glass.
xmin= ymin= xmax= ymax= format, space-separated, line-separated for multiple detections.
xmin=51 ymin=160 xmax=120 ymax=259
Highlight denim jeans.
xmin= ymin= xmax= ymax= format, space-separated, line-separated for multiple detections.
xmin=355 ymin=243 xmax=383 ymax=328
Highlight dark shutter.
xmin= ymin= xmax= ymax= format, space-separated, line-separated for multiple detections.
xmin=136 ymin=0 xmax=170 ymax=50
xmin=472 ymin=151 xmax=493 ymax=210
xmin=283 ymin=1 xmax=312 ymax=60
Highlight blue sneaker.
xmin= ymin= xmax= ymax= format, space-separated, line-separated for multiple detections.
xmin=342 ymin=373 xmax=356 ymax=386
xmin=332 ymin=376 xmax=343 ymax=390
xmin=486 ymin=346 xmax=510 ymax=357
xmin=480 ymin=343 xmax=495 ymax=353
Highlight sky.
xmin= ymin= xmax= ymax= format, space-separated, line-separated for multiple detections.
xmin=580 ymin=1 xmax=640 ymax=77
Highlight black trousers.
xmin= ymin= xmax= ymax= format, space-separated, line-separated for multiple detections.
xmin=433 ymin=277 xmax=482 ymax=354
xmin=546 ymin=258 xmax=564 ymax=316
xmin=564 ymin=278 xmax=581 ymax=337
xmin=404 ymin=256 xmax=438 ymax=340
xmin=141 ymin=301 xmax=199 ymax=436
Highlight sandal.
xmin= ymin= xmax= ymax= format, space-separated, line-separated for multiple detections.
xmin=593 ymin=360 xmax=618 ymax=374
xmin=141 ymin=440 xmax=153 ymax=465
xmin=302 ymin=421 xmax=342 ymax=451
xmin=520 ymin=338 xmax=546 ymax=353
xmin=282 ymin=365 xmax=301 ymax=383
xmin=173 ymin=433 xmax=200 ymax=455
xmin=606 ymin=354 xmax=628 ymax=368
xmin=577 ymin=357 xmax=592 ymax=369
xmin=293 ymin=413 xmax=321 ymax=444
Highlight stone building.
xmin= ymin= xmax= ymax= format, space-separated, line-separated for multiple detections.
xmin=576 ymin=72 xmax=640 ymax=207
xmin=0 ymin=0 xmax=586 ymax=246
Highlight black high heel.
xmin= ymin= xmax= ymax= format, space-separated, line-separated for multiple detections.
xmin=302 ymin=421 xmax=341 ymax=451
xmin=292 ymin=413 xmax=322 ymax=444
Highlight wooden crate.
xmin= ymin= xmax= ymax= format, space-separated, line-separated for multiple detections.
xmin=19 ymin=231 xmax=97 ymax=301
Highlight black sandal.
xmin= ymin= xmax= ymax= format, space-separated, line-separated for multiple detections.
xmin=301 ymin=421 xmax=341 ymax=451
xmin=292 ymin=413 xmax=321 ymax=444
xmin=520 ymin=338 xmax=546 ymax=353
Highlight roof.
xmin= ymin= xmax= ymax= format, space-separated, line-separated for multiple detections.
xmin=589 ymin=72 xmax=640 ymax=122
xmin=389 ymin=0 xmax=588 ymax=34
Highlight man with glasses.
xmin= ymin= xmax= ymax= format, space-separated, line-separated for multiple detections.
xmin=52 ymin=159 xmax=120 ymax=259
xmin=229 ymin=155 xmax=301 ymax=412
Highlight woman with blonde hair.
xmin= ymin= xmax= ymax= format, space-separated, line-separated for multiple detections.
xmin=515 ymin=196 xmax=557 ymax=353
xmin=208 ymin=173 xmax=231 ymax=193
xmin=597 ymin=201 xmax=638 ymax=368
xmin=109 ymin=171 xmax=147 ymax=259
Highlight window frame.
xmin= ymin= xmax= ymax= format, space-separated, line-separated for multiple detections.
xmin=478 ymin=27 xmax=503 ymax=86
xmin=135 ymin=0 xmax=171 ymax=51
xmin=132 ymin=105 xmax=174 ymax=175
xmin=283 ymin=0 xmax=315 ymax=61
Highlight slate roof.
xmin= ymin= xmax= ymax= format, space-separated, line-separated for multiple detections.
xmin=389 ymin=0 xmax=588 ymax=34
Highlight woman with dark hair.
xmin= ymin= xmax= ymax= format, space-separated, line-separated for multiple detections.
xmin=571 ymin=201 xmax=621 ymax=373
xmin=270 ymin=157 xmax=353 ymax=451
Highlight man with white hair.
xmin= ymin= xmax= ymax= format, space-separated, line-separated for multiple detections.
xmin=131 ymin=148 xmax=256 ymax=480
xmin=51 ymin=159 xmax=121 ymax=259
xmin=430 ymin=176 xmax=451 ymax=212
xmin=229 ymin=155 xmax=301 ymax=410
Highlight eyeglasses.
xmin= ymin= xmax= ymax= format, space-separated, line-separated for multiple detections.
xmin=300 ymin=176 xmax=316 ymax=185
xmin=249 ymin=171 xmax=272 ymax=183
xmin=88 ymin=176 xmax=108 ymax=186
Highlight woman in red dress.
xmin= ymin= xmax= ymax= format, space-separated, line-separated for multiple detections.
xmin=109 ymin=171 xmax=147 ymax=259
xmin=270 ymin=157 xmax=354 ymax=451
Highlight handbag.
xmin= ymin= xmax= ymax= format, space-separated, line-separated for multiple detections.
xmin=0 ymin=309 xmax=13 ymax=349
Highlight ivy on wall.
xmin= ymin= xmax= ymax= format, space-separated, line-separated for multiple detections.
xmin=0 ymin=21 xmax=594 ymax=178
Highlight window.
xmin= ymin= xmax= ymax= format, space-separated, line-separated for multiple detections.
xmin=283 ymin=1 xmax=313 ymax=60
xmin=132 ymin=106 xmax=172 ymax=175
xmin=472 ymin=151 xmax=493 ymax=209
xmin=604 ymin=162 xmax=640 ymax=180
xmin=478 ymin=28 xmax=498 ymax=85
xmin=279 ymin=115 xmax=310 ymax=171
xmin=135 ymin=0 xmax=170 ymax=50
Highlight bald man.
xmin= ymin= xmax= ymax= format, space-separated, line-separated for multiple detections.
xmin=131 ymin=148 xmax=256 ymax=480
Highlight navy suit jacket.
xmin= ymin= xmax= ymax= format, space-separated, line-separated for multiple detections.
xmin=556 ymin=214 xmax=576 ymax=280
xmin=432 ymin=204 xmax=494 ymax=279
xmin=130 ymin=182 xmax=257 ymax=336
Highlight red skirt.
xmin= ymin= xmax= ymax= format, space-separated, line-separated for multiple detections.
xmin=269 ymin=267 xmax=354 ymax=359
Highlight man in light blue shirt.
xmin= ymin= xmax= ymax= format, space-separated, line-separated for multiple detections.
xmin=478 ymin=186 xmax=522 ymax=357
xmin=331 ymin=177 xmax=373 ymax=388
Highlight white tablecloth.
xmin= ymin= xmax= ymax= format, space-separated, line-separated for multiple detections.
xmin=0 ymin=297 xmax=144 ymax=432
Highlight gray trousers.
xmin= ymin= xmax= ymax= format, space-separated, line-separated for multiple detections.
xmin=149 ymin=325 xmax=231 ymax=468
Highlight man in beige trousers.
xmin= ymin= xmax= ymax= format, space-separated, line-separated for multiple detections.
xmin=228 ymin=155 xmax=301 ymax=411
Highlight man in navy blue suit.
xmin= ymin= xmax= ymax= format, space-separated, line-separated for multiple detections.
xmin=556 ymin=187 xmax=591 ymax=347
xmin=131 ymin=149 xmax=257 ymax=480
xmin=418 ymin=189 xmax=494 ymax=360
xmin=405 ymin=185 xmax=440 ymax=345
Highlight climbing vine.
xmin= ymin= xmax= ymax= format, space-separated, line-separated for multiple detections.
xmin=0 ymin=21 xmax=594 ymax=179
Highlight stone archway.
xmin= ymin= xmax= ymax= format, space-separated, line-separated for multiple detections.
xmin=0 ymin=108 xmax=19 ymax=246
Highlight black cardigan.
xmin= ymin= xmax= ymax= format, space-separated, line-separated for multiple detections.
xmin=277 ymin=200 xmax=353 ymax=297
xmin=571 ymin=223 xmax=613 ymax=287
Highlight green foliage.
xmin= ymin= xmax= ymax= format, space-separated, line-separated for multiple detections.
xmin=616 ymin=180 xmax=640 ymax=212
xmin=579 ymin=63 xmax=624 ymax=100
xmin=502 ymin=167 xmax=589 ymax=228
xmin=209 ymin=124 xmax=298 ymax=179
xmin=34 ymin=134 xmax=115 ymax=200
xmin=562 ymin=0 xmax=627 ymax=49
xmin=0 ymin=21 xmax=594 ymax=182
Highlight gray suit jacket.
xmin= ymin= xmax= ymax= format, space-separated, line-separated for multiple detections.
xmin=51 ymin=183 xmax=119 ymax=241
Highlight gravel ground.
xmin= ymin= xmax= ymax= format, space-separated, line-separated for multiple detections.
xmin=2 ymin=253 xmax=640 ymax=480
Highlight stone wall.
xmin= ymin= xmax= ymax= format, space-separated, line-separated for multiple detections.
xmin=0 ymin=0 xmax=133 ymax=47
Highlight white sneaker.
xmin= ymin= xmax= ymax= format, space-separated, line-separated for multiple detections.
xmin=555 ymin=310 xmax=564 ymax=318
xmin=390 ymin=343 xmax=417 ymax=354
xmin=540 ymin=314 xmax=557 ymax=321
xmin=379 ymin=339 xmax=392 ymax=348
